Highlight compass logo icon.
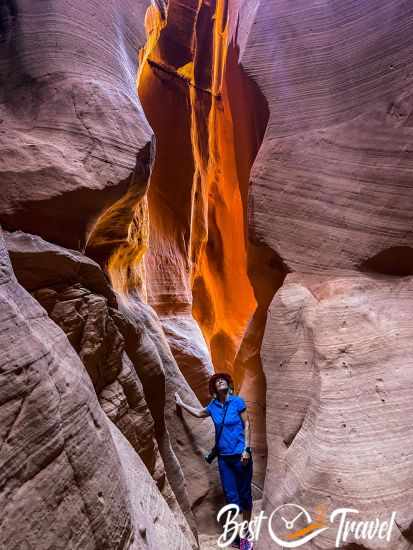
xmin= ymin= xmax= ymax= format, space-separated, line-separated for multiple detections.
xmin=268 ymin=503 xmax=329 ymax=548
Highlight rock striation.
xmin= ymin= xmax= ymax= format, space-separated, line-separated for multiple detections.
xmin=5 ymin=230 xmax=222 ymax=542
xmin=5 ymin=229 xmax=223 ymax=539
xmin=240 ymin=0 xmax=413 ymax=274
xmin=0 ymin=228 xmax=194 ymax=550
xmin=0 ymin=0 xmax=154 ymax=260
xmin=260 ymin=272 xmax=413 ymax=549
xmin=236 ymin=1 xmax=413 ymax=548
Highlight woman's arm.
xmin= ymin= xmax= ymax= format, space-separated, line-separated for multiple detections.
xmin=240 ymin=409 xmax=251 ymax=463
xmin=175 ymin=392 xmax=209 ymax=418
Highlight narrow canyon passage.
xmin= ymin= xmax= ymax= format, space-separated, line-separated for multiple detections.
xmin=136 ymin=0 xmax=284 ymax=486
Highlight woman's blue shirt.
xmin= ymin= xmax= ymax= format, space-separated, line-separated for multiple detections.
xmin=206 ymin=394 xmax=246 ymax=455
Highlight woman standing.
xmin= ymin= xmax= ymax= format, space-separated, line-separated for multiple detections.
xmin=175 ymin=372 xmax=254 ymax=550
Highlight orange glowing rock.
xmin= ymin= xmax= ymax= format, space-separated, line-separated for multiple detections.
xmin=136 ymin=0 xmax=279 ymax=488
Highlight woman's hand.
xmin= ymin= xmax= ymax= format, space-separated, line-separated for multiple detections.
xmin=241 ymin=449 xmax=250 ymax=465
xmin=175 ymin=392 xmax=183 ymax=407
xmin=174 ymin=392 xmax=209 ymax=417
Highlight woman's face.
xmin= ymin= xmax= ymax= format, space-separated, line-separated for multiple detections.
xmin=215 ymin=377 xmax=229 ymax=392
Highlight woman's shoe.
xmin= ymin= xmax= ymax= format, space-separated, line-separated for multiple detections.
xmin=240 ymin=538 xmax=254 ymax=550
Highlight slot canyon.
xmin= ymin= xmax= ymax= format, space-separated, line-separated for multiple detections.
xmin=1 ymin=1 xmax=413 ymax=549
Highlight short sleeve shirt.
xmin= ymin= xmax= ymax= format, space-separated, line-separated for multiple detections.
xmin=206 ymin=394 xmax=247 ymax=455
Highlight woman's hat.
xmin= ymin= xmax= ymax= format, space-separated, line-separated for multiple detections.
xmin=208 ymin=372 xmax=234 ymax=396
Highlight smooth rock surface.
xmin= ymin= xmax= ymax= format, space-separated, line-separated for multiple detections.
xmin=119 ymin=294 xmax=225 ymax=534
xmin=160 ymin=314 xmax=214 ymax=405
xmin=109 ymin=421 xmax=195 ymax=550
xmin=240 ymin=0 xmax=413 ymax=273
xmin=259 ymin=272 xmax=413 ymax=549
xmin=5 ymin=229 xmax=197 ymax=545
xmin=233 ymin=7 xmax=413 ymax=547
xmin=5 ymin=230 xmax=116 ymax=304
xmin=0 ymin=227 xmax=182 ymax=549
xmin=0 ymin=0 xmax=153 ymax=251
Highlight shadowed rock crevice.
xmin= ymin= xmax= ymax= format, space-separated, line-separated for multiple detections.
xmin=399 ymin=518 xmax=413 ymax=543
xmin=282 ymin=417 xmax=304 ymax=449
xmin=360 ymin=246 xmax=413 ymax=277
xmin=85 ymin=140 xmax=155 ymax=295
xmin=1 ymin=178 xmax=132 ymax=252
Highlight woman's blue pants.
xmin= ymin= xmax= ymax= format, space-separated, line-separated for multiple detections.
xmin=218 ymin=453 xmax=253 ymax=512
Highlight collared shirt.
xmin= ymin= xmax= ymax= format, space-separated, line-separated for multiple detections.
xmin=206 ymin=393 xmax=247 ymax=455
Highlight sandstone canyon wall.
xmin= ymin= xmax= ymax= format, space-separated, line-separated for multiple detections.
xmin=0 ymin=0 xmax=224 ymax=547
xmin=0 ymin=229 xmax=195 ymax=550
xmin=237 ymin=1 xmax=413 ymax=548
xmin=1 ymin=0 xmax=413 ymax=549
